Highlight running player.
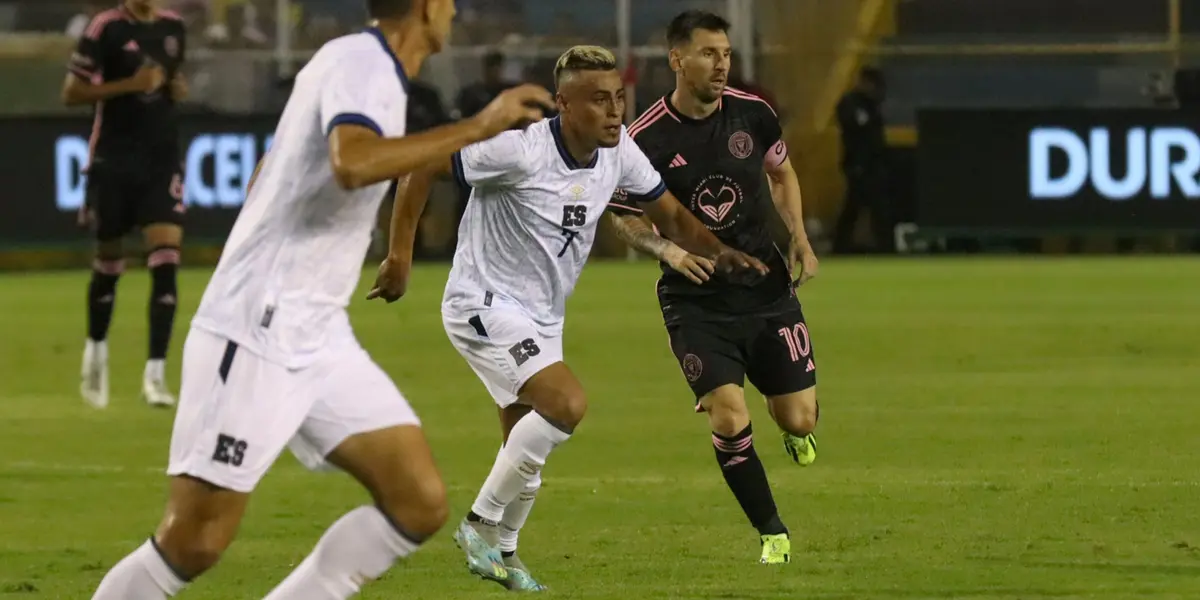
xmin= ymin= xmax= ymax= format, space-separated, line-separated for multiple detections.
xmin=64 ymin=0 xmax=188 ymax=408
xmin=88 ymin=1 xmax=553 ymax=598
xmin=370 ymin=45 xmax=768 ymax=591
xmin=607 ymin=10 xmax=822 ymax=565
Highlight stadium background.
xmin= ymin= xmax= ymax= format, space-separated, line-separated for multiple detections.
xmin=2 ymin=1 xmax=1199 ymax=598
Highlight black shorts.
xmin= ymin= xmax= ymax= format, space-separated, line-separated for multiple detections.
xmin=667 ymin=306 xmax=817 ymax=405
xmin=86 ymin=161 xmax=184 ymax=241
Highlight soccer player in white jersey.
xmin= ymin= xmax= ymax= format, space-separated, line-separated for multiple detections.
xmin=87 ymin=1 xmax=554 ymax=599
xmin=370 ymin=46 xmax=768 ymax=591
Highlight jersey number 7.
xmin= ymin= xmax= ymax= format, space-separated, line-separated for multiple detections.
xmin=557 ymin=205 xmax=587 ymax=257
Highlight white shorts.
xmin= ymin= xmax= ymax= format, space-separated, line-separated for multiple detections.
xmin=166 ymin=327 xmax=420 ymax=493
xmin=442 ymin=306 xmax=563 ymax=408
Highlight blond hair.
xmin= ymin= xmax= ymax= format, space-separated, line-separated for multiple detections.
xmin=553 ymin=45 xmax=618 ymax=88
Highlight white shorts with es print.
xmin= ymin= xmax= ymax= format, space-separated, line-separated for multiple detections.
xmin=442 ymin=305 xmax=563 ymax=408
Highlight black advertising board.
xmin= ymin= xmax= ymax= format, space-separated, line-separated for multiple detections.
xmin=917 ymin=109 xmax=1200 ymax=233
xmin=0 ymin=114 xmax=276 ymax=247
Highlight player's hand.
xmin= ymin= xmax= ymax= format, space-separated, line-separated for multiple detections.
xmin=474 ymin=84 xmax=555 ymax=138
xmin=789 ymin=236 xmax=819 ymax=287
xmin=713 ymin=247 xmax=769 ymax=278
xmin=128 ymin=62 xmax=166 ymax=94
xmin=663 ymin=245 xmax=714 ymax=285
xmin=366 ymin=254 xmax=410 ymax=303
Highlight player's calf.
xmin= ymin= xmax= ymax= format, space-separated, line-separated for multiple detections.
xmin=143 ymin=224 xmax=183 ymax=407
xmin=262 ymin=425 xmax=447 ymax=599
xmin=766 ymin=387 xmax=818 ymax=437
xmin=468 ymin=365 xmax=582 ymax=523
xmin=91 ymin=475 xmax=247 ymax=599
xmin=767 ymin=388 xmax=819 ymax=467
xmin=81 ymin=244 xmax=123 ymax=409
xmin=699 ymin=385 xmax=790 ymax=547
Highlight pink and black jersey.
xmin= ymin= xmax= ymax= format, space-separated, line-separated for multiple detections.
xmin=609 ymin=88 xmax=796 ymax=323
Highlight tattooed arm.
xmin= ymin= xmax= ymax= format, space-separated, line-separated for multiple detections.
xmin=608 ymin=212 xmax=715 ymax=285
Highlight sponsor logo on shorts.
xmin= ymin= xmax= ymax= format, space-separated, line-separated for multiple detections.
xmin=682 ymin=353 xmax=703 ymax=382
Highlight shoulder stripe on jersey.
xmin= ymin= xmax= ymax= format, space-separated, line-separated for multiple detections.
xmin=628 ymin=98 xmax=665 ymax=131
xmin=84 ymin=9 xmax=126 ymax=40
xmin=326 ymin=113 xmax=382 ymax=137
xmin=155 ymin=9 xmax=184 ymax=21
xmin=627 ymin=100 xmax=669 ymax=139
xmin=723 ymin=87 xmax=777 ymax=117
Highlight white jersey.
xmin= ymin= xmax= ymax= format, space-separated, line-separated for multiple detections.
xmin=191 ymin=28 xmax=408 ymax=368
xmin=443 ymin=118 xmax=666 ymax=335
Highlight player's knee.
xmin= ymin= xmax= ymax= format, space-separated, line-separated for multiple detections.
xmin=144 ymin=223 xmax=183 ymax=248
xmin=537 ymin=390 xmax=587 ymax=431
xmin=154 ymin=518 xmax=233 ymax=577
xmin=704 ymin=389 xmax=750 ymax=437
xmin=377 ymin=473 xmax=448 ymax=538
xmin=95 ymin=240 xmax=123 ymax=261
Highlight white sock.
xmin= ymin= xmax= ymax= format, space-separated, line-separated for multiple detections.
xmin=145 ymin=359 xmax=165 ymax=382
xmin=91 ymin=539 xmax=186 ymax=599
xmin=263 ymin=506 xmax=420 ymax=599
xmin=499 ymin=474 xmax=541 ymax=554
xmin=471 ymin=412 xmax=569 ymax=522
xmin=85 ymin=339 xmax=108 ymax=363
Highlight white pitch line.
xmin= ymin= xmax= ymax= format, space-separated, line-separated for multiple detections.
xmin=4 ymin=462 xmax=1199 ymax=488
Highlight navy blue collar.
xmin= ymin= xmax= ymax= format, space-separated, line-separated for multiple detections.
xmin=549 ymin=117 xmax=598 ymax=170
xmin=366 ymin=27 xmax=410 ymax=94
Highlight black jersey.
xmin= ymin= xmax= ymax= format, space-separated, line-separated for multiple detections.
xmin=67 ymin=6 xmax=186 ymax=165
xmin=609 ymin=89 xmax=796 ymax=324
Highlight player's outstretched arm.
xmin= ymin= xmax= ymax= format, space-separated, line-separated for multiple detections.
xmin=641 ymin=191 xmax=769 ymax=276
xmin=765 ymin=156 xmax=819 ymax=285
xmin=608 ymin=213 xmax=715 ymax=284
xmin=328 ymin=84 xmax=552 ymax=190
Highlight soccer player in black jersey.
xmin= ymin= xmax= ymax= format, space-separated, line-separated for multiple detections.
xmin=607 ymin=10 xmax=821 ymax=565
xmin=63 ymin=0 xmax=188 ymax=409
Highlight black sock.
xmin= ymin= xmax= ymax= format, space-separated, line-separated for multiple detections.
xmin=147 ymin=247 xmax=180 ymax=360
xmin=712 ymin=423 xmax=788 ymax=536
xmin=88 ymin=258 xmax=123 ymax=342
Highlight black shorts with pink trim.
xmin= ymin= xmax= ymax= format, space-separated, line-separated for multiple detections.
xmin=666 ymin=305 xmax=816 ymax=407
xmin=87 ymin=160 xmax=184 ymax=241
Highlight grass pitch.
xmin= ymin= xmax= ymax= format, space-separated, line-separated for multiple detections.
xmin=1 ymin=257 xmax=1199 ymax=599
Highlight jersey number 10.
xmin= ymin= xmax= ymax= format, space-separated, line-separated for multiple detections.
xmin=557 ymin=205 xmax=588 ymax=257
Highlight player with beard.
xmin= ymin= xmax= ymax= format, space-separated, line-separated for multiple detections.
xmin=608 ymin=10 xmax=822 ymax=565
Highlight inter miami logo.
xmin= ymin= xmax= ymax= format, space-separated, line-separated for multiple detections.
xmin=728 ymin=131 xmax=754 ymax=159
xmin=164 ymin=36 xmax=179 ymax=58
xmin=682 ymin=353 xmax=703 ymax=382
xmin=690 ymin=174 xmax=744 ymax=231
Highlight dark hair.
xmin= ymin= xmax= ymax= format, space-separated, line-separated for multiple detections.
xmin=367 ymin=0 xmax=413 ymax=19
xmin=666 ymin=10 xmax=731 ymax=48
xmin=483 ymin=51 xmax=505 ymax=70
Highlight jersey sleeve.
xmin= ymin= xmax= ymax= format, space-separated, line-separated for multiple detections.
xmin=451 ymin=130 xmax=530 ymax=188
xmin=751 ymin=99 xmax=789 ymax=170
xmin=67 ymin=16 xmax=110 ymax=83
xmin=319 ymin=56 xmax=403 ymax=138
xmin=616 ymin=127 xmax=667 ymax=200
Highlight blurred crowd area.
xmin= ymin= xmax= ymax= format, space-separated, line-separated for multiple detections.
xmin=2 ymin=0 xmax=1199 ymax=120
xmin=0 ymin=0 xmax=736 ymax=116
